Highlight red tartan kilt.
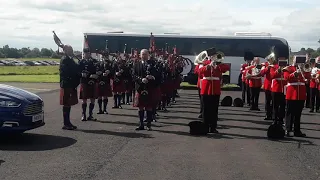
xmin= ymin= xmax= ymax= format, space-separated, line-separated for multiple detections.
xmin=124 ymin=81 xmax=134 ymax=92
xmin=79 ymin=83 xmax=98 ymax=99
xmin=161 ymin=80 xmax=174 ymax=94
xmin=97 ymin=84 xmax=113 ymax=97
xmin=60 ymin=88 xmax=78 ymax=106
xmin=133 ymin=90 xmax=156 ymax=108
xmin=112 ymin=80 xmax=125 ymax=93
xmin=154 ymin=87 xmax=162 ymax=102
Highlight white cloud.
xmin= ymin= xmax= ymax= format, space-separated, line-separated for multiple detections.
xmin=0 ymin=0 xmax=319 ymax=51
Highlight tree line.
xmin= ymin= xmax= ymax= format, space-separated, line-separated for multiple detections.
xmin=1 ymin=44 xmax=320 ymax=59
xmin=0 ymin=45 xmax=81 ymax=59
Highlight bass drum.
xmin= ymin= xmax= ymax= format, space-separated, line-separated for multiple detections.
xmin=181 ymin=58 xmax=193 ymax=75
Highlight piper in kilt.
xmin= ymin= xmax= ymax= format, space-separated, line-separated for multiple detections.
xmin=133 ymin=49 xmax=160 ymax=131
xmin=123 ymin=64 xmax=134 ymax=105
xmin=112 ymin=58 xmax=126 ymax=108
xmin=96 ymin=58 xmax=113 ymax=114
xmin=79 ymin=48 xmax=99 ymax=121
xmin=59 ymin=45 xmax=80 ymax=130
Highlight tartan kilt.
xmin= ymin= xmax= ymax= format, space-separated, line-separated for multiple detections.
xmin=97 ymin=83 xmax=113 ymax=97
xmin=112 ymin=80 xmax=125 ymax=93
xmin=154 ymin=87 xmax=162 ymax=103
xmin=124 ymin=80 xmax=134 ymax=92
xmin=133 ymin=90 xmax=156 ymax=108
xmin=60 ymin=88 xmax=78 ymax=106
xmin=79 ymin=83 xmax=98 ymax=99
xmin=161 ymin=80 xmax=174 ymax=94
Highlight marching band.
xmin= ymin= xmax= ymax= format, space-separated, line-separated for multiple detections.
xmin=55 ymin=32 xmax=320 ymax=138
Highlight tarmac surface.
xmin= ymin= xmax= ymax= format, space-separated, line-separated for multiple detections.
xmin=0 ymin=83 xmax=319 ymax=180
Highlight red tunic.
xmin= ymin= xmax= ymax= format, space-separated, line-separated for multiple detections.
xmin=246 ymin=65 xmax=262 ymax=88
xmin=198 ymin=63 xmax=230 ymax=95
xmin=269 ymin=65 xmax=287 ymax=93
xmin=283 ymin=66 xmax=311 ymax=100
xmin=240 ymin=63 xmax=249 ymax=82
xmin=260 ymin=65 xmax=272 ymax=91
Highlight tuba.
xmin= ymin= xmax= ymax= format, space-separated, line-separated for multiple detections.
xmin=264 ymin=46 xmax=276 ymax=65
xmin=194 ymin=47 xmax=216 ymax=65
xmin=215 ymin=51 xmax=225 ymax=63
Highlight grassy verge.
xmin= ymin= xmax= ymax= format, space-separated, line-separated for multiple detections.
xmin=0 ymin=75 xmax=59 ymax=83
xmin=0 ymin=58 xmax=60 ymax=62
xmin=0 ymin=66 xmax=59 ymax=75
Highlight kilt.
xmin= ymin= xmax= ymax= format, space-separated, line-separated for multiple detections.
xmin=60 ymin=88 xmax=78 ymax=106
xmin=112 ymin=80 xmax=125 ymax=93
xmin=79 ymin=83 xmax=98 ymax=99
xmin=154 ymin=87 xmax=162 ymax=103
xmin=124 ymin=80 xmax=134 ymax=92
xmin=133 ymin=89 xmax=157 ymax=108
xmin=161 ymin=80 xmax=174 ymax=94
xmin=97 ymin=83 xmax=113 ymax=97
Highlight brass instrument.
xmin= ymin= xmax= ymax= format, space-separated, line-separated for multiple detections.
xmin=194 ymin=47 xmax=216 ymax=65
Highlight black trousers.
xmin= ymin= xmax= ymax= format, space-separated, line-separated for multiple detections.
xmin=272 ymin=92 xmax=286 ymax=121
xmin=310 ymin=88 xmax=319 ymax=111
xmin=198 ymin=88 xmax=203 ymax=114
xmin=265 ymin=90 xmax=273 ymax=117
xmin=305 ymin=84 xmax=310 ymax=107
xmin=285 ymin=100 xmax=304 ymax=132
xmin=242 ymin=82 xmax=250 ymax=104
xmin=250 ymin=87 xmax=260 ymax=109
xmin=202 ymin=95 xmax=220 ymax=129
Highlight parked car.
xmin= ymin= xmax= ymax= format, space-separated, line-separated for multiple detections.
xmin=24 ymin=61 xmax=36 ymax=66
xmin=0 ymin=84 xmax=45 ymax=133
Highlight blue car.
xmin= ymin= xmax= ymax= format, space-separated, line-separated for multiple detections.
xmin=0 ymin=84 xmax=45 ymax=133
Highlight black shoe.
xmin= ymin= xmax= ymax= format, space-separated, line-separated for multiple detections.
xmin=264 ymin=116 xmax=272 ymax=120
xmin=147 ymin=126 xmax=152 ymax=131
xmin=104 ymin=110 xmax=108 ymax=114
xmin=81 ymin=115 xmax=87 ymax=121
xmin=87 ymin=116 xmax=97 ymax=121
xmin=210 ymin=129 xmax=219 ymax=133
xmin=62 ymin=125 xmax=76 ymax=130
xmin=198 ymin=114 xmax=202 ymax=118
xmin=309 ymin=109 xmax=314 ymax=113
xmin=126 ymin=102 xmax=130 ymax=105
xmin=135 ymin=126 xmax=144 ymax=130
xmin=97 ymin=110 xmax=104 ymax=114
xmin=112 ymin=106 xmax=118 ymax=109
xmin=294 ymin=132 xmax=306 ymax=137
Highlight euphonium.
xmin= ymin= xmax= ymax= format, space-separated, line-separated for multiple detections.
xmin=303 ymin=62 xmax=312 ymax=72
xmin=194 ymin=50 xmax=208 ymax=65
xmin=215 ymin=51 xmax=225 ymax=63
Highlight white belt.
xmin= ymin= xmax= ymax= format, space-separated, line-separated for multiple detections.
xmin=203 ymin=77 xmax=220 ymax=80
xmin=274 ymin=78 xmax=284 ymax=80
xmin=287 ymin=82 xmax=305 ymax=86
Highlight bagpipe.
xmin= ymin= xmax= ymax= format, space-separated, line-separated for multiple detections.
xmin=148 ymin=33 xmax=191 ymax=74
xmin=52 ymin=31 xmax=81 ymax=61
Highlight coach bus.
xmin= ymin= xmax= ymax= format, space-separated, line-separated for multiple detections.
xmin=83 ymin=32 xmax=290 ymax=86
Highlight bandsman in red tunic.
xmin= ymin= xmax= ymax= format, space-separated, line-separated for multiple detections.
xmin=259 ymin=60 xmax=273 ymax=120
xmin=194 ymin=61 xmax=205 ymax=118
xmin=198 ymin=51 xmax=230 ymax=133
xmin=59 ymin=45 xmax=80 ymax=130
xmin=132 ymin=49 xmax=161 ymax=131
xmin=309 ymin=57 xmax=320 ymax=112
xmin=283 ymin=56 xmax=311 ymax=137
xmin=241 ymin=51 xmax=254 ymax=106
xmin=269 ymin=57 xmax=288 ymax=124
xmin=112 ymin=58 xmax=126 ymax=109
xmin=96 ymin=58 xmax=113 ymax=114
xmin=79 ymin=48 xmax=99 ymax=121
xmin=245 ymin=58 xmax=262 ymax=111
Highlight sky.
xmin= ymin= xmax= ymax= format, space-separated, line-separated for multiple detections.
xmin=0 ymin=0 xmax=320 ymax=52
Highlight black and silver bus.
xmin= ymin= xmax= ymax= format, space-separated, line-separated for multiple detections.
xmin=83 ymin=32 xmax=290 ymax=86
